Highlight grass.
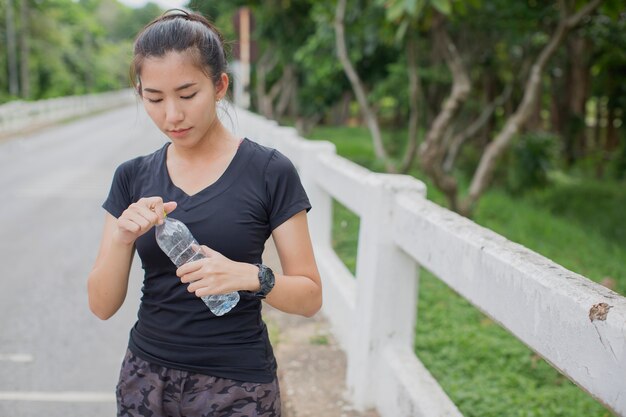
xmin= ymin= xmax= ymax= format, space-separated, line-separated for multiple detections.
xmin=308 ymin=124 xmax=623 ymax=417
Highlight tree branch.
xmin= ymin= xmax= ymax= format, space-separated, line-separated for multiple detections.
xmin=461 ymin=0 xmax=603 ymax=215
xmin=399 ymin=33 xmax=422 ymax=173
xmin=334 ymin=0 xmax=394 ymax=171
xmin=443 ymin=82 xmax=513 ymax=172
xmin=418 ymin=15 xmax=470 ymax=211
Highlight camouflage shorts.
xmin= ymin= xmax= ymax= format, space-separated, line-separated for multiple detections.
xmin=116 ymin=349 xmax=281 ymax=417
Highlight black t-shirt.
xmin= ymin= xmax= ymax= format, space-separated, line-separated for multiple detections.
xmin=102 ymin=138 xmax=311 ymax=383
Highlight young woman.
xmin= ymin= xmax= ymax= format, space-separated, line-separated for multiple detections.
xmin=87 ymin=9 xmax=322 ymax=417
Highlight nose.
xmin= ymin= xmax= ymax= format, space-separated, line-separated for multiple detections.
xmin=165 ymin=99 xmax=184 ymax=125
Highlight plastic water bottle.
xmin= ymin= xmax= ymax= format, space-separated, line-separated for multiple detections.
xmin=155 ymin=216 xmax=239 ymax=316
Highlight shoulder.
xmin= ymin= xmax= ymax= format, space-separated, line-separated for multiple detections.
xmin=243 ymin=138 xmax=296 ymax=175
xmin=112 ymin=144 xmax=166 ymax=179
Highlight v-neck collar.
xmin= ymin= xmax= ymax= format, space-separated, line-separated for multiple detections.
xmin=159 ymin=138 xmax=254 ymax=211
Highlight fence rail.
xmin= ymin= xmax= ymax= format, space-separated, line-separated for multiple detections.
xmin=0 ymin=89 xmax=135 ymax=137
xmin=234 ymin=110 xmax=626 ymax=417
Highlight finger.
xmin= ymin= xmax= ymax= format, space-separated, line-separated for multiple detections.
xmin=200 ymin=245 xmax=217 ymax=257
xmin=164 ymin=201 xmax=177 ymax=215
xmin=179 ymin=260 xmax=212 ymax=283
xmin=117 ymin=217 xmax=141 ymax=234
xmin=186 ymin=277 xmax=206 ymax=292
xmin=139 ymin=196 xmax=166 ymax=224
xmin=123 ymin=211 xmax=152 ymax=231
xmin=134 ymin=205 xmax=160 ymax=227
xmin=176 ymin=261 xmax=203 ymax=278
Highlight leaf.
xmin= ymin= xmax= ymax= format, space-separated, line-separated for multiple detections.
xmin=430 ymin=0 xmax=451 ymax=15
xmin=405 ymin=0 xmax=418 ymax=15
xmin=395 ymin=19 xmax=410 ymax=43
xmin=386 ymin=1 xmax=407 ymax=21
xmin=601 ymin=0 xmax=624 ymax=20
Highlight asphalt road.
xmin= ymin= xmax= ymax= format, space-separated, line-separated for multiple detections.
xmin=0 ymin=104 xmax=171 ymax=417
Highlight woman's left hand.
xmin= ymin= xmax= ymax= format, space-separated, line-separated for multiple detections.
xmin=176 ymin=246 xmax=260 ymax=297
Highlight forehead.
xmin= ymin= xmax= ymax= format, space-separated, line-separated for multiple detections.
xmin=140 ymin=51 xmax=210 ymax=89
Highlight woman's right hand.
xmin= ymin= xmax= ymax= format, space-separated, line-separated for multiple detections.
xmin=114 ymin=197 xmax=177 ymax=245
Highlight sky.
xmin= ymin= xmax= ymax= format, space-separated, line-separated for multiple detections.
xmin=117 ymin=0 xmax=188 ymax=10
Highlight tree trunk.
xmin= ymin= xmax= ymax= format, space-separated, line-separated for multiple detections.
xmin=6 ymin=0 xmax=19 ymax=96
xmin=399 ymin=33 xmax=422 ymax=173
xmin=19 ymin=0 xmax=30 ymax=99
xmin=295 ymin=113 xmax=323 ymax=136
xmin=334 ymin=0 xmax=395 ymax=172
xmin=275 ymin=64 xmax=294 ymax=119
xmin=443 ymin=83 xmax=513 ymax=172
xmin=419 ymin=16 xmax=470 ymax=211
xmin=605 ymin=102 xmax=619 ymax=152
xmin=461 ymin=0 xmax=603 ymax=216
xmin=288 ymin=74 xmax=299 ymax=119
xmin=255 ymin=50 xmax=278 ymax=118
xmin=331 ymin=91 xmax=352 ymax=125
xmin=567 ymin=34 xmax=590 ymax=162
xmin=524 ymin=81 xmax=543 ymax=131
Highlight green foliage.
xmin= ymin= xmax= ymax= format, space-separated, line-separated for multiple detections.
xmin=293 ymin=3 xmax=348 ymax=118
xmin=0 ymin=0 xmax=164 ymax=102
xmin=502 ymin=132 xmax=559 ymax=193
xmin=524 ymin=175 xmax=626 ymax=248
xmin=331 ymin=199 xmax=360 ymax=275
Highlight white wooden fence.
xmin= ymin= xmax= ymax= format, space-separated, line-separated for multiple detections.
xmin=233 ymin=109 xmax=626 ymax=417
xmin=0 ymin=89 xmax=135 ymax=137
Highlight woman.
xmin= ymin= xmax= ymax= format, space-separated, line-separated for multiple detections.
xmin=87 ymin=9 xmax=322 ymax=417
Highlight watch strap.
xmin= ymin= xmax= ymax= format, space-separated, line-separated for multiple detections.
xmin=253 ymin=263 xmax=275 ymax=299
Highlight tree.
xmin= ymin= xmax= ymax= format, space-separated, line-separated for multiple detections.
xmin=463 ymin=0 xmax=603 ymax=214
xmin=5 ymin=0 xmax=19 ymax=96
xmin=336 ymin=0 xmax=605 ymax=215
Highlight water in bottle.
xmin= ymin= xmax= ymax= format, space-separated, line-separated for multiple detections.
xmin=155 ymin=216 xmax=240 ymax=316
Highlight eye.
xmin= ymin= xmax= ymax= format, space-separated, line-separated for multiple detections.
xmin=181 ymin=92 xmax=197 ymax=100
xmin=145 ymin=97 xmax=162 ymax=103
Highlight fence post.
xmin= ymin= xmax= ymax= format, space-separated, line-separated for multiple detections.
xmin=346 ymin=174 xmax=426 ymax=410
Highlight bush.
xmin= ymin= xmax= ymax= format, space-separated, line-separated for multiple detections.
xmin=503 ymin=131 xmax=559 ymax=193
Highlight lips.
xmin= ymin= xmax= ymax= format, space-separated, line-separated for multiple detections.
xmin=168 ymin=127 xmax=192 ymax=138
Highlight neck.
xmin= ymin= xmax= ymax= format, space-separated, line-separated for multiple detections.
xmin=170 ymin=119 xmax=238 ymax=163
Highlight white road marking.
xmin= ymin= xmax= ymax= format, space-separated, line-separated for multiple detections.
xmin=0 ymin=391 xmax=115 ymax=403
xmin=0 ymin=354 xmax=34 ymax=363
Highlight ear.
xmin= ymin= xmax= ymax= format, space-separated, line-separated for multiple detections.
xmin=215 ymin=72 xmax=229 ymax=100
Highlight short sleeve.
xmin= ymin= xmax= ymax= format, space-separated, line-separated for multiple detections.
xmin=265 ymin=150 xmax=311 ymax=231
xmin=102 ymin=160 xmax=135 ymax=218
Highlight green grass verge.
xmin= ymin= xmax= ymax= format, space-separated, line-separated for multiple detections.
xmin=310 ymin=125 xmax=621 ymax=416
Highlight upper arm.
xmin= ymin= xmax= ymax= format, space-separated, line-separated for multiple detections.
xmin=271 ymin=210 xmax=321 ymax=287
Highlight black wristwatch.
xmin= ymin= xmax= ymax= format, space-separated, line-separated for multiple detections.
xmin=253 ymin=264 xmax=275 ymax=299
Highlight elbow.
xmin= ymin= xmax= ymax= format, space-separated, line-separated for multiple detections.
xmin=87 ymin=279 xmax=117 ymax=320
xmin=88 ymin=295 xmax=115 ymax=320
xmin=302 ymin=291 xmax=323 ymax=318
xmin=89 ymin=303 xmax=115 ymax=321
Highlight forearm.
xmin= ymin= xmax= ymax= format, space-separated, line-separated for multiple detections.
xmin=87 ymin=239 xmax=134 ymax=320
xmin=231 ymin=261 xmax=321 ymax=317
xmin=265 ymin=273 xmax=322 ymax=317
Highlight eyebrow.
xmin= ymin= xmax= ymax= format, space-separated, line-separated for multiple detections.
xmin=143 ymin=83 xmax=197 ymax=93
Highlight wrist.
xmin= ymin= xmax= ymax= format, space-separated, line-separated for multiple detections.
xmin=252 ymin=263 xmax=275 ymax=299
xmin=240 ymin=262 xmax=261 ymax=292
xmin=111 ymin=229 xmax=135 ymax=248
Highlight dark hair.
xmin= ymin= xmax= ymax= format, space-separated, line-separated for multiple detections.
xmin=130 ymin=9 xmax=228 ymax=95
